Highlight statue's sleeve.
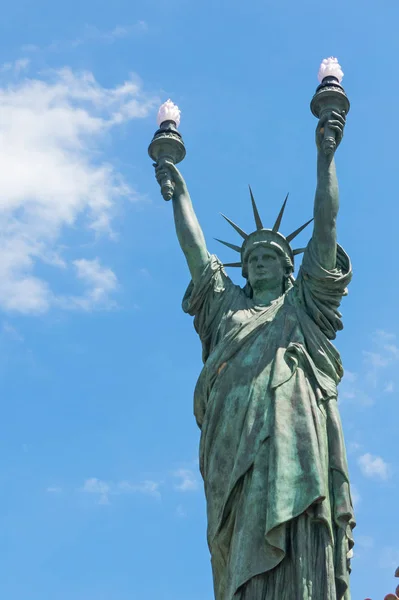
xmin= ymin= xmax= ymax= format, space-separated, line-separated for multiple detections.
xmin=294 ymin=238 xmax=352 ymax=340
xmin=182 ymin=254 xmax=238 ymax=361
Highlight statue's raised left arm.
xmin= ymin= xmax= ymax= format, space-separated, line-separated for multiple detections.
xmin=312 ymin=110 xmax=346 ymax=270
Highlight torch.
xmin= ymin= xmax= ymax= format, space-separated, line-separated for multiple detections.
xmin=311 ymin=57 xmax=350 ymax=155
xmin=148 ymin=99 xmax=186 ymax=201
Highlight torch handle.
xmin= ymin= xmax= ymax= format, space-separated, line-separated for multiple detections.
xmin=320 ymin=108 xmax=337 ymax=156
xmin=322 ymin=125 xmax=336 ymax=155
xmin=160 ymin=175 xmax=174 ymax=201
xmin=157 ymin=156 xmax=175 ymax=201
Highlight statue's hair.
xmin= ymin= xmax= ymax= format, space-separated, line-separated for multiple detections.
xmin=243 ymin=241 xmax=294 ymax=274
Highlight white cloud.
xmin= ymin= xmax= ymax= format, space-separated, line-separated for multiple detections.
xmin=343 ymin=370 xmax=357 ymax=383
xmin=21 ymin=44 xmax=39 ymax=54
xmin=339 ymin=372 xmax=374 ymax=407
xmin=175 ymin=504 xmax=187 ymax=518
xmin=173 ymin=469 xmax=199 ymax=492
xmin=46 ymin=486 xmax=62 ymax=493
xmin=356 ymin=535 xmax=374 ymax=550
xmin=350 ymin=484 xmax=361 ymax=507
xmin=363 ymin=351 xmax=390 ymax=370
xmin=117 ymin=480 xmax=161 ymax=499
xmin=82 ymin=477 xmax=161 ymax=504
xmin=348 ymin=441 xmax=362 ymax=454
xmin=83 ymin=477 xmax=110 ymax=504
xmin=0 ymin=63 xmax=156 ymax=313
xmin=0 ymin=58 xmax=30 ymax=74
xmin=379 ymin=546 xmax=399 ymax=570
xmin=358 ymin=453 xmax=390 ymax=481
xmin=58 ymin=258 xmax=118 ymax=310
xmin=362 ymin=330 xmax=399 ymax=388
xmin=384 ymin=343 xmax=399 ymax=358
xmin=374 ymin=330 xmax=396 ymax=342
xmin=2 ymin=321 xmax=24 ymax=342
xmin=384 ymin=381 xmax=395 ymax=393
xmin=92 ymin=22 xmax=149 ymax=42
xmin=46 ymin=22 xmax=148 ymax=52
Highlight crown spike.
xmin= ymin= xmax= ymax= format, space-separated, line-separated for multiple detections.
xmin=220 ymin=214 xmax=248 ymax=239
xmin=215 ymin=238 xmax=242 ymax=253
xmin=223 ymin=262 xmax=242 ymax=268
xmin=286 ymin=218 xmax=313 ymax=243
xmin=293 ymin=247 xmax=306 ymax=256
xmin=272 ymin=193 xmax=289 ymax=232
xmin=249 ymin=185 xmax=263 ymax=230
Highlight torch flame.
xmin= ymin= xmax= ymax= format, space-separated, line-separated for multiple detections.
xmin=318 ymin=57 xmax=344 ymax=83
xmin=157 ymin=99 xmax=181 ymax=128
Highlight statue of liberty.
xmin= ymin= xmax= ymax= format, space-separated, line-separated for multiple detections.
xmin=153 ymin=92 xmax=355 ymax=599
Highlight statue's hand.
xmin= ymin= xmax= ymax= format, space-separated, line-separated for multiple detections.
xmin=316 ymin=110 xmax=346 ymax=154
xmin=154 ymin=159 xmax=187 ymax=198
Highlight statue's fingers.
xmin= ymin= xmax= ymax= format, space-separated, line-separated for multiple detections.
xmin=164 ymin=161 xmax=180 ymax=176
xmin=155 ymin=167 xmax=170 ymax=181
xmin=331 ymin=111 xmax=346 ymax=124
xmin=328 ymin=120 xmax=344 ymax=130
xmin=158 ymin=171 xmax=170 ymax=182
xmin=155 ymin=162 xmax=170 ymax=175
xmin=158 ymin=158 xmax=174 ymax=169
xmin=328 ymin=124 xmax=344 ymax=137
xmin=317 ymin=113 xmax=329 ymax=129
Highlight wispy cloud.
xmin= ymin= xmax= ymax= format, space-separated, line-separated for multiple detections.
xmin=0 ymin=62 xmax=156 ymax=314
xmin=379 ymin=546 xmax=399 ymax=570
xmin=340 ymin=329 xmax=399 ymax=406
xmin=384 ymin=381 xmax=395 ymax=393
xmin=348 ymin=441 xmax=362 ymax=454
xmin=69 ymin=22 xmax=149 ymax=47
xmin=374 ymin=330 xmax=396 ymax=342
xmin=350 ymin=484 xmax=361 ymax=507
xmin=343 ymin=369 xmax=357 ymax=383
xmin=82 ymin=477 xmax=161 ymax=504
xmin=2 ymin=321 xmax=24 ymax=342
xmin=363 ymin=330 xmax=399 ymax=388
xmin=356 ymin=535 xmax=374 ymax=550
xmin=59 ymin=258 xmax=119 ymax=311
xmin=173 ymin=469 xmax=200 ymax=492
xmin=22 ymin=22 xmax=148 ymax=55
xmin=116 ymin=480 xmax=161 ymax=499
xmin=46 ymin=486 xmax=62 ymax=493
xmin=340 ymin=371 xmax=374 ymax=407
xmin=358 ymin=453 xmax=390 ymax=481
xmin=175 ymin=504 xmax=187 ymax=518
xmin=83 ymin=478 xmax=111 ymax=504
xmin=0 ymin=58 xmax=30 ymax=75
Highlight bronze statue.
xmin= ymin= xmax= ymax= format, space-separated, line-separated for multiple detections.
xmin=151 ymin=64 xmax=355 ymax=599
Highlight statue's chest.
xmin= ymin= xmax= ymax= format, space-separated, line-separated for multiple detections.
xmin=222 ymin=301 xmax=300 ymax=346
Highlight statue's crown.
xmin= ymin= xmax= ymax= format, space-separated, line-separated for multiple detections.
xmin=216 ymin=187 xmax=313 ymax=278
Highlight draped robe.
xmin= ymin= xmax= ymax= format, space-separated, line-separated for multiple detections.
xmin=182 ymin=239 xmax=355 ymax=600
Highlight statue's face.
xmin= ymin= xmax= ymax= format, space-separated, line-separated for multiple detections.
xmin=247 ymin=246 xmax=286 ymax=290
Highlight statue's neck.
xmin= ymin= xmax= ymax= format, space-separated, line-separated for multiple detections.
xmin=252 ymin=284 xmax=284 ymax=307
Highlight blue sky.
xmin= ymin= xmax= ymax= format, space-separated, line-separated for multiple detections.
xmin=0 ymin=1 xmax=398 ymax=599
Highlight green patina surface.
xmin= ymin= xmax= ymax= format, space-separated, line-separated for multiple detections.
xmin=153 ymin=109 xmax=355 ymax=599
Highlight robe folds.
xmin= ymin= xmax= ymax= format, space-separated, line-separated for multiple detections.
xmin=182 ymin=239 xmax=355 ymax=600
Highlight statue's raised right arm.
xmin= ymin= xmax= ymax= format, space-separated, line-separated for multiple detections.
xmin=154 ymin=161 xmax=208 ymax=283
xmin=312 ymin=110 xmax=346 ymax=270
